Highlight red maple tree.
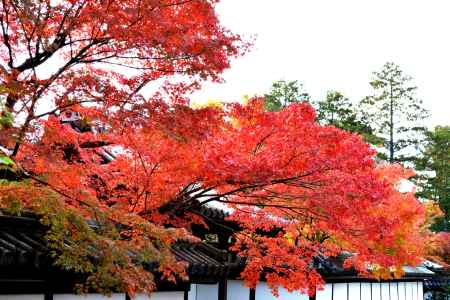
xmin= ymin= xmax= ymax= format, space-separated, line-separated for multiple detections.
xmin=0 ymin=0 xmax=427 ymax=296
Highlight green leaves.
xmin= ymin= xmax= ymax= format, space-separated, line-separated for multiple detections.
xmin=0 ymin=111 xmax=13 ymax=128
xmin=0 ymin=156 xmax=14 ymax=166
xmin=0 ymin=155 xmax=17 ymax=180
xmin=264 ymin=80 xmax=310 ymax=112
xmin=360 ymin=62 xmax=429 ymax=163
xmin=414 ymin=126 xmax=450 ymax=231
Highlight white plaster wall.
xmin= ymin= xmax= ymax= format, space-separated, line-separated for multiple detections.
xmin=361 ymin=283 xmax=371 ymax=300
xmin=316 ymin=284 xmax=332 ymax=300
xmin=372 ymin=283 xmax=381 ymax=300
xmin=196 ymin=283 xmax=218 ymax=300
xmin=313 ymin=281 xmax=423 ymax=300
xmin=406 ymin=282 xmax=415 ymax=300
xmin=390 ymin=282 xmax=399 ymax=300
xmin=227 ymin=280 xmax=249 ymax=300
xmin=381 ymin=283 xmax=390 ymax=300
xmin=391 ymin=282 xmax=401 ymax=300
xmin=188 ymin=284 xmax=197 ymax=300
xmin=398 ymin=282 xmax=406 ymax=300
xmin=54 ymin=294 xmax=125 ymax=300
xmin=417 ymin=282 xmax=423 ymax=300
xmin=348 ymin=282 xmax=360 ymax=300
xmin=255 ymin=282 xmax=308 ymax=300
xmin=333 ymin=283 xmax=347 ymax=300
xmin=133 ymin=292 xmax=184 ymax=300
xmin=0 ymin=296 xmax=44 ymax=300
xmin=413 ymin=282 xmax=419 ymax=300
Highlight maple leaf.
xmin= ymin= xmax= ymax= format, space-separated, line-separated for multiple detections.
xmin=0 ymin=0 xmax=427 ymax=297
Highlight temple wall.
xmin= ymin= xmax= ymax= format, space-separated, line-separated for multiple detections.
xmin=0 ymin=296 xmax=44 ymax=300
xmin=0 ymin=281 xmax=425 ymax=300
xmin=135 ymin=292 xmax=184 ymax=300
xmin=227 ymin=280 xmax=249 ymax=300
xmin=316 ymin=282 xmax=424 ymax=300
xmin=255 ymin=282 xmax=309 ymax=300
xmin=0 ymin=292 xmax=184 ymax=300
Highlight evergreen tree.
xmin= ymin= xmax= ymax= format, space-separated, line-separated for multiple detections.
xmin=360 ymin=62 xmax=429 ymax=163
xmin=316 ymin=91 xmax=353 ymax=126
xmin=316 ymin=91 xmax=382 ymax=145
xmin=415 ymin=126 xmax=450 ymax=231
xmin=264 ymin=80 xmax=310 ymax=112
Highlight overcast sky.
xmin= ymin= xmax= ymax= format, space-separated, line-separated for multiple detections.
xmin=193 ymin=0 xmax=450 ymax=127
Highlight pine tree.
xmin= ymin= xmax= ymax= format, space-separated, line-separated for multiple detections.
xmin=316 ymin=91 xmax=381 ymax=144
xmin=415 ymin=126 xmax=450 ymax=231
xmin=316 ymin=91 xmax=354 ymax=126
xmin=264 ymin=80 xmax=310 ymax=112
xmin=360 ymin=62 xmax=429 ymax=163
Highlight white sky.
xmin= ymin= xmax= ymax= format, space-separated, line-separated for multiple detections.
xmin=192 ymin=0 xmax=450 ymax=128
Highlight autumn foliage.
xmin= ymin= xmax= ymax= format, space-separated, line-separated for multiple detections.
xmin=425 ymin=231 xmax=450 ymax=268
xmin=0 ymin=0 xmax=428 ymax=297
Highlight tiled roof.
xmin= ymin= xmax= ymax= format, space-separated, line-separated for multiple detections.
xmin=0 ymin=215 xmax=48 ymax=268
xmin=423 ymin=277 xmax=450 ymax=291
xmin=0 ymin=214 xmax=441 ymax=286
xmin=0 ymin=214 xmax=237 ymax=280
xmin=172 ymin=243 xmax=230 ymax=278
xmin=314 ymin=253 xmax=435 ymax=280
xmin=197 ymin=205 xmax=229 ymax=221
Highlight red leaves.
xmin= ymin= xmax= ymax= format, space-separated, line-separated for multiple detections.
xmin=201 ymin=101 xmax=426 ymax=292
xmin=0 ymin=1 xmax=427 ymax=296
xmin=425 ymin=232 xmax=450 ymax=268
xmin=0 ymin=0 xmax=245 ymax=295
xmin=2 ymin=93 xmax=429 ymax=295
xmin=234 ymin=233 xmax=324 ymax=296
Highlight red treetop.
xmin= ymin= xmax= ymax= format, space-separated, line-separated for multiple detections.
xmin=0 ymin=0 xmax=426 ymax=296
xmin=4 ymin=97 xmax=427 ymax=295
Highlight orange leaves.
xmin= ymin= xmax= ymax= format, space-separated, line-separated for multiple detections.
xmin=425 ymin=232 xmax=450 ymax=267
xmin=204 ymin=101 xmax=427 ymax=293
xmin=232 ymin=232 xmax=324 ymax=296
xmin=0 ymin=1 xmax=428 ymax=295
xmin=0 ymin=0 xmax=246 ymax=296
xmin=1 ymin=95 xmax=430 ymax=295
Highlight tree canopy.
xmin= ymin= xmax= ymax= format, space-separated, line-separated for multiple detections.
xmin=315 ymin=90 xmax=381 ymax=145
xmin=0 ymin=1 xmax=429 ymax=297
xmin=415 ymin=126 xmax=450 ymax=232
xmin=360 ymin=62 xmax=429 ymax=164
xmin=263 ymin=79 xmax=310 ymax=112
